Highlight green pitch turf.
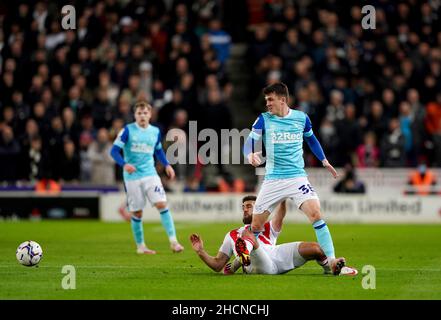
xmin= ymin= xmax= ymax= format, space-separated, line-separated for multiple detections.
xmin=0 ymin=221 xmax=440 ymax=300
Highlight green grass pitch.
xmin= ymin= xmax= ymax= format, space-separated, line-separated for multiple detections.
xmin=1 ymin=221 xmax=440 ymax=300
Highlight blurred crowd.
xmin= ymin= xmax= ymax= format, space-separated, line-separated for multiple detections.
xmin=246 ymin=0 xmax=441 ymax=170
xmin=0 ymin=0 xmax=237 ymax=190
xmin=0 ymin=0 xmax=440 ymax=192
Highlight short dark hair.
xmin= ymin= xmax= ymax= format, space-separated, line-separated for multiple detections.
xmin=262 ymin=82 xmax=289 ymax=100
xmin=242 ymin=195 xmax=257 ymax=203
xmin=133 ymin=100 xmax=152 ymax=112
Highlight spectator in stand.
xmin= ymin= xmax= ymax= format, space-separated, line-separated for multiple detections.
xmin=279 ymin=28 xmax=306 ymax=71
xmin=406 ymin=88 xmax=426 ymax=159
xmin=425 ymin=93 xmax=441 ymax=137
xmin=0 ymin=125 xmax=21 ymax=183
xmin=139 ymin=61 xmax=154 ymax=101
xmin=87 ymin=128 xmax=115 ymax=186
xmin=316 ymin=117 xmax=339 ymax=167
xmin=365 ymin=101 xmax=389 ymax=145
xmin=356 ymin=131 xmax=380 ymax=168
xmin=381 ymin=88 xmax=399 ymax=120
xmin=199 ymin=88 xmax=233 ymax=184
xmin=1 ymin=1 xmax=440 ymax=185
xmin=335 ymin=104 xmax=362 ymax=166
xmin=120 ymin=74 xmax=141 ymax=105
xmin=407 ymin=163 xmax=437 ymax=195
xmin=325 ymin=90 xmax=345 ymax=123
xmin=59 ymin=138 xmax=80 ymax=183
xmin=398 ymin=101 xmax=416 ymax=166
xmin=159 ymin=88 xmax=186 ymax=132
xmin=97 ymin=71 xmax=120 ymax=107
xmin=206 ymin=19 xmax=231 ymax=68
xmin=92 ymin=87 xmax=113 ymax=129
xmin=425 ymin=93 xmax=441 ymax=166
xmin=114 ymin=95 xmax=134 ymax=124
xmin=184 ymin=175 xmax=206 ymax=192
xmin=27 ymin=135 xmax=44 ymax=182
xmin=333 ymin=164 xmax=366 ymax=194
xmin=380 ymin=118 xmax=407 ymax=167
xmin=61 ymin=107 xmax=80 ymax=147
xmin=192 ymin=0 xmax=220 ymax=34
xmin=164 ymin=108 xmax=190 ymax=185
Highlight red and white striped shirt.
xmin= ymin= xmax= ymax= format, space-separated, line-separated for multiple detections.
xmin=219 ymin=221 xmax=280 ymax=258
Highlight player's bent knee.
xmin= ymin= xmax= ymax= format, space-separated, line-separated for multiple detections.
xmin=308 ymin=211 xmax=322 ymax=222
xmin=155 ymin=202 xmax=167 ymax=210
xmin=132 ymin=211 xmax=142 ymax=219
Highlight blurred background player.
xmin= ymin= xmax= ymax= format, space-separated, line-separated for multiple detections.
xmin=190 ymin=195 xmax=356 ymax=275
xmin=243 ymin=82 xmax=346 ymax=275
xmin=110 ymin=100 xmax=184 ymax=254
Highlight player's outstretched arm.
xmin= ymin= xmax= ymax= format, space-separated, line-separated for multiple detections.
xmin=303 ymin=115 xmax=338 ymax=178
xmin=190 ymin=234 xmax=229 ymax=272
xmin=322 ymin=159 xmax=338 ymax=179
xmin=304 ymin=134 xmax=338 ymax=179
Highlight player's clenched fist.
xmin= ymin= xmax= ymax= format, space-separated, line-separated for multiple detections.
xmin=123 ymin=163 xmax=136 ymax=174
xmin=247 ymin=151 xmax=262 ymax=167
xmin=165 ymin=165 xmax=175 ymax=180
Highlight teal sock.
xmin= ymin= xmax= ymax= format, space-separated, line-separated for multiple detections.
xmin=131 ymin=216 xmax=144 ymax=246
xmin=159 ymin=208 xmax=177 ymax=242
xmin=313 ymin=219 xmax=335 ymax=260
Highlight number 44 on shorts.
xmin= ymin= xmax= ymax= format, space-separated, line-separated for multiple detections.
xmin=298 ymin=184 xmax=314 ymax=194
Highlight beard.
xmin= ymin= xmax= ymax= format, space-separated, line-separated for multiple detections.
xmin=242 ymin=215 xmax=252 ymax=225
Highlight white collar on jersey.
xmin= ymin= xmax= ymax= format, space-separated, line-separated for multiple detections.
xmin=273 ymin=108 xmax=292 ymax=119
xmin=135 ymin=122 xmax=150 ymax=130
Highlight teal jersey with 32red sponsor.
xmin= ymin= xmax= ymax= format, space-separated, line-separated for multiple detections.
xmin=249 ymin=109 xmax=313 ymax=180
xmin=113 ymin=122 xmax=164 ymax=181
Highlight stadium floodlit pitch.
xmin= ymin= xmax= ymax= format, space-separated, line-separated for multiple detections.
xmin=0 ymin=221 xmax=440 ymax=300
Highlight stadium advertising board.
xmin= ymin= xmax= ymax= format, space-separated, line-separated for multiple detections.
xmin=100 ymin=193 xmax=441 ymax=223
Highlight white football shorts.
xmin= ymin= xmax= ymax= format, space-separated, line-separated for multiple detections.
xmin=124 ymin=175 xmax=167 ymax=212
xmin=247 ymin=241 xmax=306 ymax=274
xmin=267 ymin=241 xmax=307 ymax=274
xmin=254 ymin=176 xmax=319 ymax=214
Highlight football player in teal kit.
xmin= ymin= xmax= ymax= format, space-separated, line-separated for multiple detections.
xmin=111 ymin=100 xmax=184 ymax=254
xmin=243 ymin=82 xmax=349 ymax=275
